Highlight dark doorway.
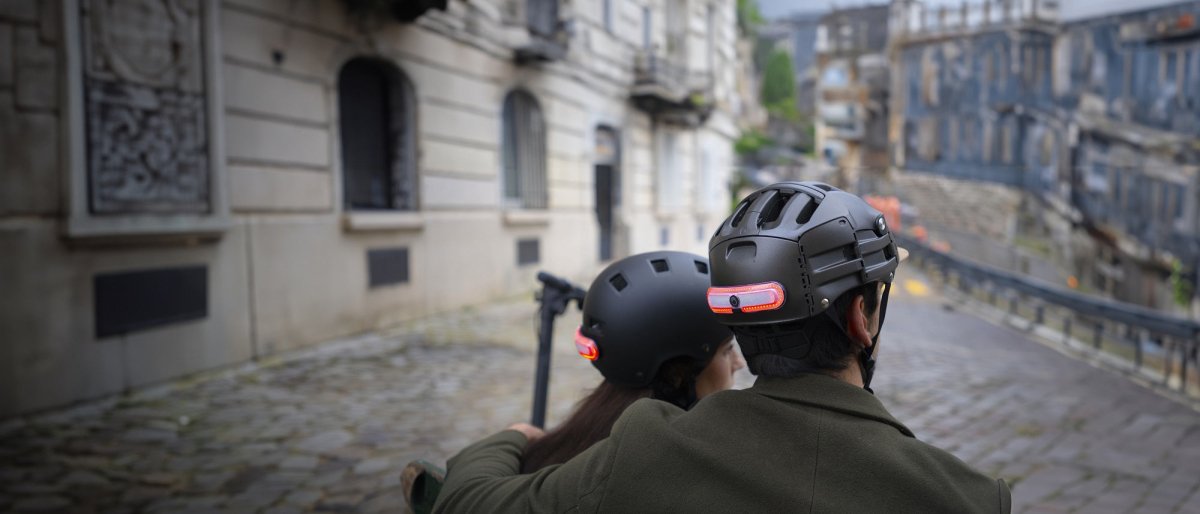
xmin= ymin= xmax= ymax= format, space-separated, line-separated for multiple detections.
xmin=595 ymin=164 xmax=615 ymax=261
xmin=594 ymin=127 xmax=620 ymax=262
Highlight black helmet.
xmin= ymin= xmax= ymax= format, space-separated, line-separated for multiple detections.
xmin=576 ymin=251 xmax=732 ymax=388
xmin=707 ymin=182 xmax=901 ymax=391
xmin=707 ymin=181 xmax=900 ymax=325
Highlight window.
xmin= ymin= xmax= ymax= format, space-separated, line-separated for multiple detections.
xmin=697 ymin=146 xmax=725 ymax=211
xmin=1022 ymin=46 xmax=1035 ymax=88
xmin=528 ymin=0 xmax=559 ymax=37
xmin=823 ymin=62 xmax=849 ymax=87
xmin=603 ymin=0 xmax=614 ymax=33
xmin=502 ymin=90 xmax=548 ymax=209
xmin=1039 ymin=131 xmax=1055 ymax=168
xmin=643 ymin=6 xmax=652 ymax=50
xmin=947 ymin=118 xmax=959 ymax=161
xmin=338 ymin=58 xmax=417 ymax=211
xmin=982 ymin=121 xmax=995 ymax=162
xmin=656 ymin=132 xmax=682 ymax=211
xmin=1001 ymin=118 xmax=1016 ymax=165
xmin=920 ymin=49 xmax=939 ymax=106
xmin=706 ymin=4 xmax=716 ymax=73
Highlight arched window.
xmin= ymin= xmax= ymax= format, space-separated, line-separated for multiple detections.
xmin=338 ymin=57 xmax=417 ymax=210
xmin=501 ymin=90 xmax=547 ymax=209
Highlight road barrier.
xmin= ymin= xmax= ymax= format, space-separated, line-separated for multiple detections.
xmin=899 ymin=234 xmax=1200 ymax=397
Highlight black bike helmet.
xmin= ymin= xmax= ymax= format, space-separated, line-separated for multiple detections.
xmin=576 ymin=251 xmax=732 ymax=389
xmin=707 ymin=182 xmax=902 ymax=389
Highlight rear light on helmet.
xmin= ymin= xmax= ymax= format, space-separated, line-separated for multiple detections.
xmin=707 ymin=282 xmax=786 ymax=314
xmin=574 ymin=326 xmax=600 ymax=361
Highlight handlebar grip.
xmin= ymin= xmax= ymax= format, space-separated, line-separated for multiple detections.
xmin=537 ymin=271 xmax=586 ymax=298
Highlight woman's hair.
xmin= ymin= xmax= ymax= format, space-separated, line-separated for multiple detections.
xmin=520 ymin=357 xmax=703 ymax=473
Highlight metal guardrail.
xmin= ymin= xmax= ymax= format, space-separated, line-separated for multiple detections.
xmin=899 ymin=233 xmax=1200 ymax=395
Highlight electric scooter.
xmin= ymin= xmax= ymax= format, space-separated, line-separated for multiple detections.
xmin=401 ymin=271 xmax=586 ymax=513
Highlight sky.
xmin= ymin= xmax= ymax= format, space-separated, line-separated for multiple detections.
xmin=758 ymin=0 xmax=1188 ymax=22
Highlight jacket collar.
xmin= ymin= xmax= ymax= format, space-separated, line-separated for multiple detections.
xmin=751 ymin=373 xmax=914 ymax=437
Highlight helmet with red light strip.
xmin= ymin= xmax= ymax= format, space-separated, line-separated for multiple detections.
xmin=708 ymin=181 xmax=901 ymax=325
xmin=708 ymin=182 xmax=902 ymax=390
xmin=577 ymin=251 xmax=733 ymax=388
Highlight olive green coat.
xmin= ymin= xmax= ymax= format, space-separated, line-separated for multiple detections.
xmin=434 ymin=373 xmax=1010 ymax=513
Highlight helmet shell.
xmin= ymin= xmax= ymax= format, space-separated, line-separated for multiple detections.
xmin=708 ymin=182 xmax=899 ymax=326
xmin=580 ymin=251 xmax=732 ymax=387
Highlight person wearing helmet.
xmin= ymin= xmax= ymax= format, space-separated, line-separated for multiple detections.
xmin=403 ymin=251 xmax=743 ymax=513
xmin=432 ymin=183 xmax=1010 ymax=513
xmin=522 ymin=250 xmax=743 ymax=471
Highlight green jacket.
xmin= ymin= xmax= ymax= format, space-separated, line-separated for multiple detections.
xmin=434 ymin=373 xmax=1010 ymax=513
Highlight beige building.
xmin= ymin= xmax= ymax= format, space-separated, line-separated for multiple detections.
xmin=0 ymin=0 xmax=746 ymax=417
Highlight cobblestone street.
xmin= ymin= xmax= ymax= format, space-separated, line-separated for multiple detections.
xmin=1 ymin=271 xmax=1199 ymax=513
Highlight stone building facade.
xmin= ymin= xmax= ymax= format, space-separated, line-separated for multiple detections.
xmin=814 ymin=4 xmax=891 ymax=188
xmin=0 ymin=0 xmax=746 ymax=417
xmin=888 ymin=0 xmax=1200 ymax=312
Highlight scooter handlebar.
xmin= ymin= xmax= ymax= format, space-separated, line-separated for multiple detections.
xmin=536 ymin=271 xmax=586 ymax=299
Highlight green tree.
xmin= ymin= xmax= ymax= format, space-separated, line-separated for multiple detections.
xmin=760 ymin=50 xmax=797 ymax=115
xmin=1169 ymin=259 xmax=1195 ymax=309
xmin=737 ymin=0 xmax=765 ymax=35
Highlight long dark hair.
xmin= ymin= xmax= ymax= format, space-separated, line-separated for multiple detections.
xmin=520 ymin=357 xmax=703 ymax=473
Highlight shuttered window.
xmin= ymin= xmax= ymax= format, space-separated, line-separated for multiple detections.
xmin=502 ymin=90 xmax=548 ymax=209
xmin=338 ymin=58 xmax=417 ymax=211
xmin=527 ymin=0 xmax=559 ymax=37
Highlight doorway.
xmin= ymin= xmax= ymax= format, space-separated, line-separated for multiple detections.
xmin=594 ymin=127 xmax=620 ymax=262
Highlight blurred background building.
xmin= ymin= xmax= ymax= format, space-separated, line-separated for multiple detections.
xmin=814 ymin=4 xmax=891 ymax=189
xmin=887 ymin=0 xmax=1200 ymax=315
xmin=0 ymin=0 xmax=749 ymax=417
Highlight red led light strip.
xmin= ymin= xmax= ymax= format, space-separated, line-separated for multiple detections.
xmin=574 ymin=326 xmax=600 ymax=361
xmin=707 ymin=282 xmax=786 ymax=314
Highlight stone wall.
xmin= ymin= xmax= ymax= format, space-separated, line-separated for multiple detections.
xmin=0 ymin=0 xmax=745 ymax=417
xmin=0 ymin=1 xmax=60 ymax=216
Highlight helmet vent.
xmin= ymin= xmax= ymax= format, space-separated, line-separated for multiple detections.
xmin=796 ymin=197 xmax=819 ymax=224
xmin=651 ymin=259 xmax=670 ymax=273
xmin=757 ymin=192 xmax=791 ymax=227
xmin=813 ymin=183 xmax=833 ymax=191
xmin=609 ymin=273 xmax=628 ymax=291
xmin=730 ymin=195 xmax=754 ymax=227
xmin=694 ymin=261 xmax=708 ymax=274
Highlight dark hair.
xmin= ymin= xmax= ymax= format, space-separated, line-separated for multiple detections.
xmin=520 ymin=357 xmax=704 ymax=473
xmin=734 ymin=283 xmax=882 ymax=378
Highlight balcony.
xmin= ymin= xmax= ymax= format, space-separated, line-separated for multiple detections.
xmin=819 ymin=102 xmax=864 ymax=141
xmin=341 ymin=0 xmax=448 ymax=23
xmin=514 ymin=33 xmax=567 ymax=64
xmin=630 ymin=53 xmax=714 ymax=127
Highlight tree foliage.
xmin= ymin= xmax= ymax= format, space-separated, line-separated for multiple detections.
xmin=760 ymin=50 xmax=796 ymax=111
xmin=734 ymin=129 xmax=773 ymax=156
xmin=1169 ymin=259 xmax=1195 ymax=309
xmin=737 ymin=0 xmax=765 ymax=35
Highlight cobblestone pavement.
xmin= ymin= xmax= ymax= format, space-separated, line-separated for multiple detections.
xmin=1 ymin=272 xmax=1198 ymax=513
xmin=877 ymin=273 xmax=1200 ymax=514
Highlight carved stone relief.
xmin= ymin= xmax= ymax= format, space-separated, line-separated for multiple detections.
xmin=81 ymin=0 xmax=209 ymax=214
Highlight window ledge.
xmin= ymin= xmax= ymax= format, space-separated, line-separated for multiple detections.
xmin=64 ymin=215 xmax=231 ymax=244
xmin=503 ymin=210 xmax=551 ymax=227
xmin=343 ymin=211 xmax=425 ymax=232
xmin=655 ymin=211 xmax=681 ymax=223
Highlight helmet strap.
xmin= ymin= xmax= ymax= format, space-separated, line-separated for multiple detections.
xmin=858 ymin=282 xmax=892 ymax=393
